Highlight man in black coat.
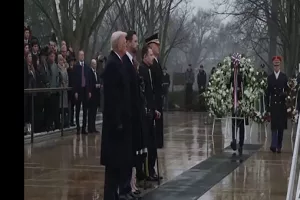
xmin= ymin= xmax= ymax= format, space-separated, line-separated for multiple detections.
xmin=73 ymin=50 xmax=91 ymax=134
xmin=119 ymin=30 xmax=142 ymax=199
xmin=88 ymin=59 xmax=101 ymax=133
xmin=265 ymin=56 xmax=288 ymax=153
xmin=145 ymin=33 xmax=164 ymax=149
xmin=139 ymin=45 xmax=162 ymax=182
xmin=100 ymin=31 xmax=133 ymax=200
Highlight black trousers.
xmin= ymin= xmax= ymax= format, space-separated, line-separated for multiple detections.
xmin=147 ymin=120 xmax=157 ymax=176
xmin=34 ymin=94 xmax=46 ymax=132
xmin=136 ymin=154 xmax=146 ymax=180
xmin=45 ymin=93 xmax=60 ymax=129
xmin=185 ymin=83 xmax=193 ymax=109
xmin=75 ymin=87 xmax=88 ymax=130
xmin=231 ymin=117 xmax=245 ymax=147
xmin=271 ymin=129 xmax=284 ymax=149
xmin=103 ymin=166 xmax=131 ymax=200
xmin=88 ymin=98 xmax=97 ymax=132
xmin=119 ymin=168 xmax=132 ymax=195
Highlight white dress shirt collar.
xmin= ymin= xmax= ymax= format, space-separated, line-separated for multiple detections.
xmin=274 ymin=71 xmax=280 ymax=79
xmin=113 ymin=51 xmax=122 ymax=61
xmin=126 ymin=51 xmax=133 ymax=64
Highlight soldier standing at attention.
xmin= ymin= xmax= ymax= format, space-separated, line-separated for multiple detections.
xmin=265 ymin=56 xmax=288 ymax=153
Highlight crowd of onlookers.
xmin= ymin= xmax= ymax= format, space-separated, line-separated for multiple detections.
xmin=24 ymin=26 xmax=106 ymax=135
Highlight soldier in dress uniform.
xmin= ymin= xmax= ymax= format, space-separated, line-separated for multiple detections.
xmin=145 ymin=33 xmax=164 ymax=149
xmin=265 ymin=56 xmax=288 ymax=153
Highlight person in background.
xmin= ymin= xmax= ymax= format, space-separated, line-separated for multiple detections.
xmin=45 ymin=50 xmax=60 ymax=131
xmin=88 ymin=59 xmax=101 ymax=134
xmin=67 ymin=56 xmax=76 ymax=127
xmin=24 ymin=52 xmax=37 ymax=134
xmin=197 ymin=65 xmax=207 ymax=111
xmin=184 ymin=64 xmax=195 ymax=111
xmin=35 ymin=48 xmax=50 ymax=132
xmin=24 ymin=26 xmax=32 ymax=45
xmin=58 ymin=54 xmax=69 ymax=128
xmin=24 ymin=44 xmax=30 ymax=57
xmin=162 ymin=68 xmax=170 ymax=110
xmin=31 ymin=39 xmax=40 ymax=70
xmin=73 ymin=50 xmax=91 ymax=135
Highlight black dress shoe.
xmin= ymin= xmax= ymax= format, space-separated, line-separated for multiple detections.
xmin=270 ymin=147 xmax=276 ymax=153
xmin=70 ymin=123 xmax=75 ymax=127
xmin=129 ymin=192 xmax=141 ymax=199
xmin=238 ymin=146 xmax=243 ymax=155
xmin=133 ymin=190 xmax=141 ymax=195
xmin=231 ymin=139 xmax=237 ymax=151
xmin=81 ymin=129 xmax=88 ymax=134
xmin=119 ymin=193 xmax=134 ymax=200
xmin=277 ymin=149 xmax=281 ymax=153
xmin=146 ymin=174 xmax=163 ymax=181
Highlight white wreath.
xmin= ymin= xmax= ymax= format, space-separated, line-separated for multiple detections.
xmin=204 ymin=56 xmax=267 ymax=123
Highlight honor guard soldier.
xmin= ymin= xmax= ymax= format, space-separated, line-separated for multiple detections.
xmin=265 ymin=56 xmax=288 ymax=153
xmin=145 ymin=33 xmax=164 ymax=149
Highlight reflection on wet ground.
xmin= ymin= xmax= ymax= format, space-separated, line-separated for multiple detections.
xmin=24 ymin=112 xmax=297 ymax=200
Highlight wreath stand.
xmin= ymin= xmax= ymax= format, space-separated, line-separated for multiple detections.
xmin=249 ymin=95 xmax=269 ymax=138
xmin=211 ymin=116 xmax=230 ymax=136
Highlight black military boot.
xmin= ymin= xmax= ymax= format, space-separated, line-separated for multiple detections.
xmin=230 ymin=139 xmax=237 ymax=151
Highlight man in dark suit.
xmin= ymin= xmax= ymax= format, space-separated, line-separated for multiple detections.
xmin=265 ymin=56 xmax=288 ymax=153
xmin=73 ymin=50 xmax=91 ymax=135
xmin=119 ymin=30 xmax=141 ymax=199
xmin=88 ymin=59 xmax=101 ymax=133
xmin=100 ymin=31 xmax=132 ymax=200
xmin=139 ymin=45 xmax=162 ymax=182
xmin=145 ymin=33 xmax=164 ymax=149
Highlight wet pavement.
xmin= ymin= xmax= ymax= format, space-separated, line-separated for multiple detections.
xmin=24 ymin=112 xmax=297 ymax=200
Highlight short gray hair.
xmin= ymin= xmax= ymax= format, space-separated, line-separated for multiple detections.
xmin=91 ymin=59 xmax=97 ymax=65
xmin=111 ymin=31 xmax=127 ymax=50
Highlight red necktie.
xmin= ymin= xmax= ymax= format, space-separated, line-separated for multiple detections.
xmin=81 ymin=62 xmax=85 ymax=87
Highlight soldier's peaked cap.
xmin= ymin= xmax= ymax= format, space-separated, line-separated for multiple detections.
xmin=272 ymin=56 xmax=282 ymax=62
xmin=145 ymin=33 xmax=160 ymax=45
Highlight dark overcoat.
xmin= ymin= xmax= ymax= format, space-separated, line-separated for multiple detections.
xmin=122 ymin=54 xmax=144 ymax=156
xmin=266 ymin=72 xmax=288 ymax=130
xmin=150 ymin=59 xmax=164 ymax=148
xmin=100 ymin=51 xmax=132 ymax=168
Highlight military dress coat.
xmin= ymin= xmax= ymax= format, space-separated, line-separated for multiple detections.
xmin=150 ymin=58 xmax=164 ymax=148
xmin=265 ymin=72 xmax=288 ymax=130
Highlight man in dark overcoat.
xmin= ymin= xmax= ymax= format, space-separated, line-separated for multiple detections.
xmin=119 ymin=30 xmax=142 ymax=199
xmin=100 ymin=31 xmax=133 ymax=200
xmin=265 ymin=56 xmax=288 ymax=153
xmin=145 ymin=33 xmax=164 ymax=149
xmin=139 ymin=45 xmax=162 ymax=182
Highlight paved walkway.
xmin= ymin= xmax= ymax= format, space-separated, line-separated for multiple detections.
xmin=24 ymin=112 xmax=297 ymax=200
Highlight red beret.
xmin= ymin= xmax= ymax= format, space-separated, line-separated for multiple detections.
xmin=272 ymin=56 xmax=282 ymax=62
